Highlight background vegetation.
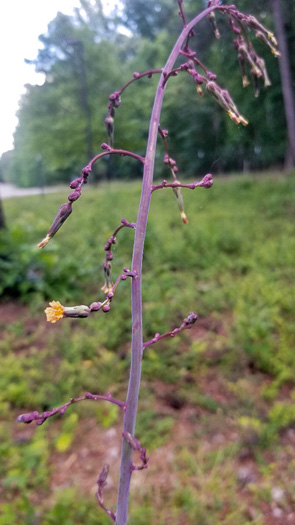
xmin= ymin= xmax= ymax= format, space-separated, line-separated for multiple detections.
xmin=1 ymin=174 xmax=295 ymax=523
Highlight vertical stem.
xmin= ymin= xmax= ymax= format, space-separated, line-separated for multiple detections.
xmin=115 ymin=7 xmax=214 ymax=524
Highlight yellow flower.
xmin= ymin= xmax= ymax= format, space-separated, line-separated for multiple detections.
xmin=45 ymin=301 xmax=64 ymax=323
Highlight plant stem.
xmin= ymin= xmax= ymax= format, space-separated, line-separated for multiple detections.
xmin=115 ymin=6 xmax=215 ymax=524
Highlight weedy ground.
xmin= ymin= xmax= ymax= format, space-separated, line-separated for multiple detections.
xmin=1 ymin=172 xmax=295 ymax=524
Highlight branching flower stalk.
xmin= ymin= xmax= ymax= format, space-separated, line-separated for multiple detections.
xmin=19 ymin=2 xmax=279 ymax=523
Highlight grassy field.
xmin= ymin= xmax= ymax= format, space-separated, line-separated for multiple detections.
xmin=1 ymin=172 xmax=295 ymax=524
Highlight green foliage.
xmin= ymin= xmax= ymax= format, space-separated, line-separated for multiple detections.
xmin=1 ymin=1 xmax=292 ymax=186
xmin=135 ymin=408 xmax=174 ymax=450
xmin=1 ymin=174 xmax=295 ymax=522
xmin=0 ymin=221 xmax=89 ymax=301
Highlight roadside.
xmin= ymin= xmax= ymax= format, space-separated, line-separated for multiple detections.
xmin=0 ymin=182 xmax=64 ymax=200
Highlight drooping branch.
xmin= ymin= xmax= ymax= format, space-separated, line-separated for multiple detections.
xmin=102 ymin=219 xmax=136 ymax=294
xmin=122 ymin=431 xmax=149 ymax=472
xmin=96 ymin=464 xmax=116 ymax=522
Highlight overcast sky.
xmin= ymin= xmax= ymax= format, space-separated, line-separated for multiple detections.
xmin=0 ymin=1 xmax=116 ymax=157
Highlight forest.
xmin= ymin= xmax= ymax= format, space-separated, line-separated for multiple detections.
xmin=0 ymin=0 xmax=294 ymax=188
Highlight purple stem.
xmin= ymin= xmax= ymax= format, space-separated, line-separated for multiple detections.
xmin=118 ymin=69 xmax=163 ymax=95
xmin=85 ymin=147 xmax=145 ymax=172
xmin=115 ymin=5 xmax=217 ymax=524
xmin=151 ymin=175 xmax=213 ymax=192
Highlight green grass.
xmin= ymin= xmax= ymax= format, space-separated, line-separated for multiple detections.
xmin=1 ymin=172 xmax=295 ymax=523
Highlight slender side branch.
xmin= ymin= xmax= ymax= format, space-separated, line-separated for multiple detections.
xmin=17 ymin=392 xmax=126 ymax=426
xmin=117 ymin=69 xmax=163 ymax=96
xmin=122 ymin=431 xmax=149 ymax=471
xmin=151 ymin=174 xmax=213 ymax=192
xmin=87 ymin=145 xmax=145 ymax=171
xmin=102 ymin=219 xmax=136 ymax=294
xmin=143 ymin=312 xmax=198 ymax=350
xmin=96 ymin=464 xmax=116 ymax=522
xmin=44 ymin=269 xmax=136 ymax=323
xmin=38 ymin=148 xmax=142 ymax=249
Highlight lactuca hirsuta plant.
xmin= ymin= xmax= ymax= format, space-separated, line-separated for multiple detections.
xmin=18 ymin=1 xmax=279 ymax=523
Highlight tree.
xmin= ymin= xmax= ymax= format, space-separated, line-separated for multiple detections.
xmin=9 ymin=0 xmax=290 ymax=187
xmin=270 ymin=0 xmax=295 ymax=169
xmin=0 ymin=197 xmax=5 ymax=230
xmin=13 ymin=11 xmax=132 ymax=186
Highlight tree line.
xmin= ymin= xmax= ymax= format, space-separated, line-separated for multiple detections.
xmin=0 ymin=0 xmax=294 ymax=188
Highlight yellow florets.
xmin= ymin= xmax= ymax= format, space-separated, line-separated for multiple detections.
xmin=45 ymin=301 xmax=64 ymax=323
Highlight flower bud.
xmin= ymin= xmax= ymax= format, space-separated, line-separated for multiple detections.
xmin=63 ymin=305 xmax=91 ymax=318
xmin=198 ymin=174 xmax=213 ymax=188
xmin=90 ymin=302 xmax=102 ymax=311
xmin=70 ymin=177 xmax=83 ymax=189
xmin=186 ymin=312 xmax=198 ymax=325
xmin=45 ymin=300 xmax=90 ymax=322
xmin=38 ymin=203 xmax=72 ymax=248
xmin=101 ymin=142 xmax=111 ymax=150
xmin=102 ymin=304 xmax=110 ymax=313
xmin=68 ymin=188 xmax=81 ymax=202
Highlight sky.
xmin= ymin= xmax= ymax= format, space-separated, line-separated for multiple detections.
xmin=0 ymin=0 xmax=117 ymax=157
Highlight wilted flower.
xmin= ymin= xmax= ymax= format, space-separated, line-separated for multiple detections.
xmin=45 ymin=301 xmax=65 ymax=323
xmin=101 ymin=261 xmax=113 ymax=294
xmin=206 ymin=81 xmax=248 ymax=126
xmin=173 ymin=186 xmax=188 ymax=224
xmin=208 ymin=11 xmax=220 ymax=39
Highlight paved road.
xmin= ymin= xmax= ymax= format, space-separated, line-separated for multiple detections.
xmin=0 ymin=182 xmax=64 ymax=200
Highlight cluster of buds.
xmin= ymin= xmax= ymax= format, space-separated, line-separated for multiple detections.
xmin=227 ymin=9 xmax=280 ymax=95
xmin=101 ymin=218 xmax=136 ymax=294
xmin=206 ymin=80 xmax=248 ymax=126
xmin=235 ymin=12 xmax=279 ymax=55
xmin=186 ymin=60 xmax=205 ymax=96
xmin=44 ymin=268 xmax=134 ymax=324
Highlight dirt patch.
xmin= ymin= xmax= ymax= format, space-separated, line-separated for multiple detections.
xmin=3 ymin=301 xmax=295 ymax=523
